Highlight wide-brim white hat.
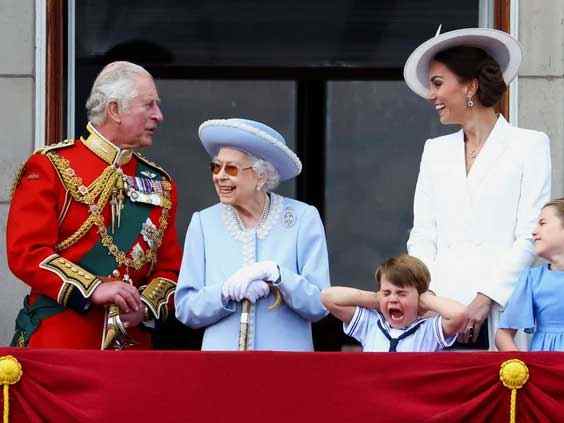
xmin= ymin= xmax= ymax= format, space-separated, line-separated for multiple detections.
xmin=403 ymin=27 xmax=522 ymax=98
xmin=198 ymin=118 xmax=302 ymax=181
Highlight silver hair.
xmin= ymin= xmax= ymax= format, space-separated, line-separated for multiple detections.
xmin=85 ymin=61 xmax=151 ymax=125
xmin=246 ymin=152 xmax=280 ymax=192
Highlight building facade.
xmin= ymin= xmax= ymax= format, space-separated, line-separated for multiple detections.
xmin=0 ymin=0 xmax=562 ymax=346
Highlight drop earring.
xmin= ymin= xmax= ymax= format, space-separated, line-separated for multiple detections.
xmin=465 ymin=96 xmax=474 ymax=108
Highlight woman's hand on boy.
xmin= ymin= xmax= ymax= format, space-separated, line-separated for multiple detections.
xmin=458 ymin=293 xmax=491 ymax=343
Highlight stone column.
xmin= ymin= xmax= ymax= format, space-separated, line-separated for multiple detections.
xmin=0 ymin=0 xmax=35 ymax=345
xmin=519 ymin=0 xmax=564 ymax=196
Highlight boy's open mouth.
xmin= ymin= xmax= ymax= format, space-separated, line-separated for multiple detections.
xmin=388 ymin=306 xmax=404 ymax=321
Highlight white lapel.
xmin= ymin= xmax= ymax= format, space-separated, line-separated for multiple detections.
xmin=450 ymin=129 xmax=467 ymax=184
xmin=466 ymin=115 xmax=511 ymax=194
xmin=446 ymin=131 xmax=475 ymax=236
xmin=441 ymin=129 xmax=469 ymax=207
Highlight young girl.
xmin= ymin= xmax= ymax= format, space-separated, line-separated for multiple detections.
xmin=496 ymin=198 xmax=564 ymax=351
xmin=321 ymin=254 xmax=466 ymax=352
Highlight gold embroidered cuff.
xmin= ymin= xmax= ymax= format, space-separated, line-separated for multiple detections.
xmin=141 ymin=277 xmax=176 ymax=320
xmin=40 ymin=254 xmax=101 ymax=299
xmin=57 ymin=282 xmax=74 ymax=305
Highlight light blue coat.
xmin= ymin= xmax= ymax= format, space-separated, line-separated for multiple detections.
xmin=175 ymin=193 xmax=330 ymax=351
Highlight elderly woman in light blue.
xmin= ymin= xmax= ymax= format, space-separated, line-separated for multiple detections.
xmin=175 ymin=118 xmax=330 ymax=351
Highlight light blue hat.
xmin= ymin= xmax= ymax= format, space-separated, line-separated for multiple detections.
xmin=198 ymin=118 xmax=302 ymax=181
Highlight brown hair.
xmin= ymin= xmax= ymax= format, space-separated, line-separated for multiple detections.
xmin=374 ymin=254 xmax=430 ymax=294
xmin=433 ymin=46 xmax=507 ymax=107
xmin=543 ymin=198 xmax=564 ymax=226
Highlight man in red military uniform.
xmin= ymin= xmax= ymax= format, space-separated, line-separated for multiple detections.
xmin=7 ymin=61 xmax=182 ymax=349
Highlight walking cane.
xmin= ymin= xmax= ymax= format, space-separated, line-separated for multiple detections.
xmin=238 ymin=299 xmax=251 ymax=350
xmin=238 ymin=285 xmax=284 ymax=350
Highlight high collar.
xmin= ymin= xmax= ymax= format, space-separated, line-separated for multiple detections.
xmin=82 ymin=122 xmax=133 ymax=166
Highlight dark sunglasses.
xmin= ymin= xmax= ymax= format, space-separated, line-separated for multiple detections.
xmin=210 ymin=161 xmax=253 ymax=177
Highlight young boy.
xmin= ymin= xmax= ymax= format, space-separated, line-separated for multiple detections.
xmin=321 ymin=254 xmax=466 ymax=352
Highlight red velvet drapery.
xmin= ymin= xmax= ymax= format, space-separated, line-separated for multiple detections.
xmin=1 ymin=349 xmax=563 ymax=422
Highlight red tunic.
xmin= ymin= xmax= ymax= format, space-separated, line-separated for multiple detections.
xmin=7 ymin=128 xmax=181 ymax=349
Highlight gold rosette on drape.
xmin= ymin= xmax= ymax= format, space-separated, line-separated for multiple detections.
xmin=499 ymin=358 xmax=529 ymax=423
xmin=0 ymin=355 xmax=22 ymax=423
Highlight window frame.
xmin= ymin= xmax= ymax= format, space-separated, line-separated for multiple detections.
xmin=46 ymin=0 xmax=511 ymax=146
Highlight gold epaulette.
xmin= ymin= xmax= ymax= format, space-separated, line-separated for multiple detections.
xmin=9 ymin=140 xmax=74 ymax=201
xmin=134 ymin=152 xmax=172 ymax=181
xmin=9 ymin=161 xmax=28 ymax=201
xmin=141 ymin=277 xmax=176 ymax=320
xmin=9 ymin=140 xmax=75 ymax=201
xmin=36 ymin=139 xmax=75 ymax=155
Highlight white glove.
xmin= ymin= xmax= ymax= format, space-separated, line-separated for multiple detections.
xmin=222 ymin=265 xmax=259 ymax=302
xmin=222 ymin=261 xmax=280 ymax=302
xmin=222 ymin=275 xmax=247 ymax=303
xmin=244 ymin=280 xmax=270 ymax=303
xmin=243 ymin=261 xmax=280 ymax=283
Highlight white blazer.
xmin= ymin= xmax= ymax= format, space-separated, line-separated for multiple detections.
xmin=407 ymin=115 xmax=551 ymax=308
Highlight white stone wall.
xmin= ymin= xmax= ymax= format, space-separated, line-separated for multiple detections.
xmin=0 ymin=0 xmax=35 ymax=345
xmin=519 ymin=0 xmax=564 ymax=196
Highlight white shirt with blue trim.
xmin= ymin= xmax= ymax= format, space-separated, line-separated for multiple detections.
xmin=343 ymin=307 xmax=456 ymax=352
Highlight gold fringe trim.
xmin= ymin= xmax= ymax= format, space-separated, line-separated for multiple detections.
xmin=8 ymin=161 xmax=27 ymax=201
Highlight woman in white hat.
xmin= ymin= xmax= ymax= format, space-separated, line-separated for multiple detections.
xmin=175 ymin=118 xmax=329 ymax=350
xmin=404 ymin=28 xmax=551 ymax=349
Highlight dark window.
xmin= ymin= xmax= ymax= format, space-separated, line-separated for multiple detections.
xmin=76 ymin=0 xmax=477 ymax=69
xmin=325 ymin=81 xmax=455 ymax=291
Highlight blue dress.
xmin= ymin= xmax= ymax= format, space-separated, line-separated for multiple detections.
xmin=499 ymin=264 xmax=564 ymax=351
xmin=175 ymin=193 xmax=330 ymax=351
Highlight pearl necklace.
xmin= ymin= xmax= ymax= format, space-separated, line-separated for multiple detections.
xmin=234 ymin=194 xmax=270 ymax=230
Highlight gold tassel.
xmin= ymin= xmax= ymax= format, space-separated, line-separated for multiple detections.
xmin=499 ymin=359 xmax=529 ymax=423
xmin=268 ymin=287 xmax=283 ymax=310
xmin=110 ymin=188 xmax=118 ymax=234
xmin=115 ymin=172 xmax=125 ymax=230
xmin=0 ymin=355 xmax=23 ymax=423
